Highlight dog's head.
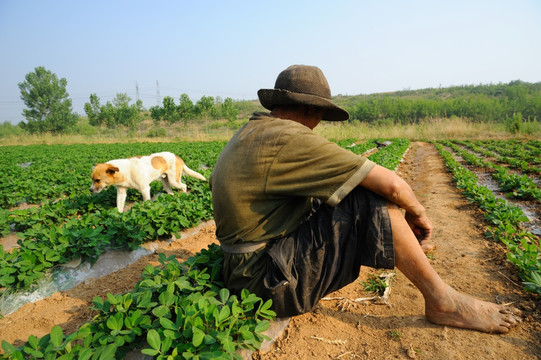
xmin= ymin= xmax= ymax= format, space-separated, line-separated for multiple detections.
xmin=90 ymin=163 xmax=122 ymax=193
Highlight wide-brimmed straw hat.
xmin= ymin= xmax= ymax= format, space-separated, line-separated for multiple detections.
xmin=257 ymin=65 xmax=349 ymax=121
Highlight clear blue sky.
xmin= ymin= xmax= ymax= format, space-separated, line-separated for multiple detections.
xmin=1 ymin=0 xmax=540 ymax=124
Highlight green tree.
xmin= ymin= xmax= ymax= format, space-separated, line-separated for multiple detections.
xmin=18 ymin=66 xmax=78 ymax=134
xmin=149 ymin=105 xmax=164 ymax=124
xmin=195 ymin=95 xmax=216 ymax=119
xmin=162 ymin=96 xmax=180 ymax=124
xmin=221 ymin=97 xmax=239 ymax=123
xmin=109 ymin=93 xmax=140 ymax=128
xmin=178 ymin=93 xmax=194 ymax=126
xmin=83 ymin=93 xmax=141 ymax=129
xmin=84 ymin=93 xmax=105 ymax=126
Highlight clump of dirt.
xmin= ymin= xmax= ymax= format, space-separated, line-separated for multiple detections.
xmin=1 ymin=142 xmax=539 ymax=359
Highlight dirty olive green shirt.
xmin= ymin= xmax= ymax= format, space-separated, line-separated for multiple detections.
xmin=209 ymin=112 xmax=376 ymax=293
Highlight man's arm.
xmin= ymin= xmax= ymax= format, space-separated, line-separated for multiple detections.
xmin=359 ymin=164 xmax=433 ymax=240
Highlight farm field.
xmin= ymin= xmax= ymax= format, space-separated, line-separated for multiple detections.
xmin=0 ymin=140 xmax=540 ymax=359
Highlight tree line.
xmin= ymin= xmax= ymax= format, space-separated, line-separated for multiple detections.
xmin=337 ymin=80 xmax=541 ymax=124
xmin=13 ymin=67 xmax=247 ymax=134
xmin=148 ymin=95 xmax=239 ymax=126
xmin=10 ymin=66 xmax=541 ymax=135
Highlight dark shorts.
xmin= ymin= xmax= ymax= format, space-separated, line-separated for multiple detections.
xmin=263 ymin=187 xmax=394 ymax=317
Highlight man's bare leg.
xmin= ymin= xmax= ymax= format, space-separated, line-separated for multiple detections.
xmin=388 ymin=203 xmax=521 ymax=333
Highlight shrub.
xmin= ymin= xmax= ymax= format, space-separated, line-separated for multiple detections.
xmin=505 ymin=112 xmax=522 ymax=134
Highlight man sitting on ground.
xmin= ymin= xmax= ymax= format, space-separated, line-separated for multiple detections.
xmin=209 ymin=64 xmax=521 ymax=333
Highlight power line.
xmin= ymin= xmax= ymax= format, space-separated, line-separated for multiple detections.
xmin=156 ymin=80 xmax=161 ymax=106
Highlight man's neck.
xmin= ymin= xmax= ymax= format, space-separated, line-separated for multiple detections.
xmin=271 ymin=107 xmax=321 ymax=130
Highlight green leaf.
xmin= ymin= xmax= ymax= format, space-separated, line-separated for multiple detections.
xmin=219 ymin=288 xmax=229 ymax=303
xmin=161 ymin=336 xmax=173 ymax=353
xmin=122 ymin=294 xmax=133 ymax=309
xmin=159 ymin=317 xmax=176 ymax=330
xmin=152 ymin=304 xmax=170 ymax=318
xmin=240 ymin=327 xmax=253 ymax=340
xmin=106 ymin=316 xmax=120 ymax=331
xmin=45 ymin=249 xmax=60 ymax=262
xmin=159 ymin=291 xmax=175 ymax=306
xmin=27 ymin=334 xmax=39 ymax=349
xmin=1 ymin=340 xmax=17 ymax=354
xmin=98 ymin=344 xmax=117 ymax=360
xmin=255 ymin=320 xmax=270 ymax=333
xmin=141 ymin=348 xmax=159 ymax=356
xmin=74 ymin=324 xmax=92 ymax=340
xmin=259 ymin=299 xmax=273 ymax=312
xmin=23 ymin=345 xmax=43 ymax=358
xmin=231 ymin=302 xmax=243 ymax=316
xmin=78 ymin=348 xmax=93 ymax=360
xmin=137 ymin=290 xmax=153 ymax=307
xmin=222 ymin=339 xmax=236 ymax=354
xmin=192 ymin=327 xmax=205 ymax=347
xmin=163 ymin=329 xmax=178 ymax=340
xmin=218 ymin=305 xmax=230 ymax=323
xmin=147 ymin=329 xmax=161 ymax=351
xmin=50 ymin=325 xmax=63 ymax=348
xmin=92 ymin=296 xmax=104 ymax=310
xmin=106 ymin=293 xmax=118 ymax=305
xmin=114 ymin=336 xmax=125 ymax=347
xmin=175 ymin=277 xmax=193 ymax=291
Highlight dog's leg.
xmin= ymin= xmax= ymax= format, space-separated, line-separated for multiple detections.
xmin=161 ymin=176 xmax=174 ymax=194
xmin=141 ymin=186 xmax=152 ymax=201
xmin=165 ymin=171 xmax=188 ymax=192
xmin=116 ymin=187 xmax=127 ymax=213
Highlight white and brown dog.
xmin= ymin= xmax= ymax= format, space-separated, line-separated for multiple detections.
xmin=90 ymin=151 xmax=206 ymax=212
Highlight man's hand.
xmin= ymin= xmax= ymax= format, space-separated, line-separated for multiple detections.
xmin=405 ymin=211 xmax=436 ymax=253
xmin=360 ymin=164 xmax=437 ymax=253
xmin=405 ymin=211 xmax=432 ymax=242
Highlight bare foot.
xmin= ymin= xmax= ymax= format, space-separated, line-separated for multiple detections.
xmin=425 ymin=286 xmax=522 ymax=333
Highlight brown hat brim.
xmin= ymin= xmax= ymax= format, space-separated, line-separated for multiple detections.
xmin=258 ymin=89 xmax=349 ymax=121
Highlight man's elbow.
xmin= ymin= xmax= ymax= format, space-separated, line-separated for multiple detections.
xmin=388 ymin=179 xmax=403 ymax=203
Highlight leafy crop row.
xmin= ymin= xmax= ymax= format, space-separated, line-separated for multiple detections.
xmin=0 ymin=142 xmax=225 ymax=292
xmin=0 ymin=142 xmax=225 ymax=209
xmin=477 ymin=139 xmax=541 ymax=165
xmin=435 ymin=142 xmax=541 ymax=296
xmin=1 ymin=246 xmax=276 ymax=360
xmin=459 ymin=140 xmax=541 ymax=175
xmin=0 ymin=182 xmax=212 ymax=290
xmin=444 ymin=141 xmax=541 ymax=200
xmin=367 ymin=138 xmax=410 ymax=171
xmin=334 ymin=138 xmax=411 ymax=171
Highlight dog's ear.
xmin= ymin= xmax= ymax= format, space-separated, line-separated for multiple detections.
xmin=106 ymin=166 xmax=120 ymax=175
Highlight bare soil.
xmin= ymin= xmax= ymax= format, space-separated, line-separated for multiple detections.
xmin=1 ymin=142 xmax=540 ymax=359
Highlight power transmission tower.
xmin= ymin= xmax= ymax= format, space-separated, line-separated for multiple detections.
xmin=136 ymin=81 xmax=140 ymax=102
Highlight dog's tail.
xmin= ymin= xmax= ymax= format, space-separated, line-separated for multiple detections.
xmin=183 ymin=165 xmax=207 ymax=181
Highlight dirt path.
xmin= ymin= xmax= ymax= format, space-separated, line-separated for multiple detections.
xmin=1 ymin=142 xmax=540 ymax=359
